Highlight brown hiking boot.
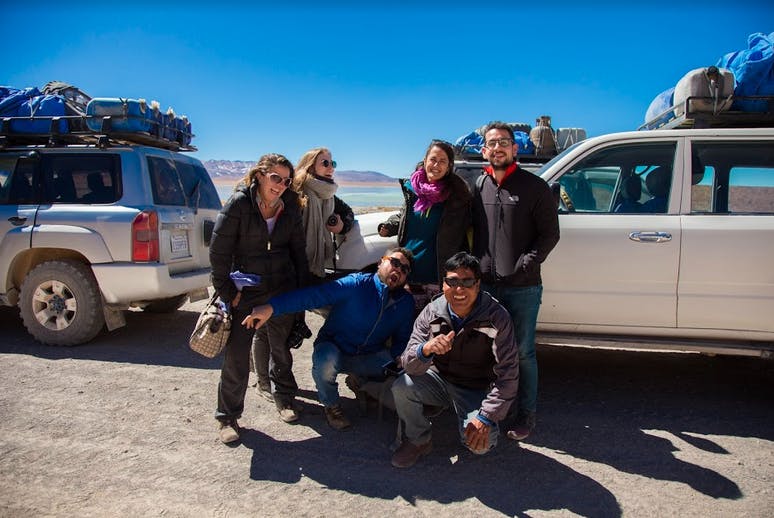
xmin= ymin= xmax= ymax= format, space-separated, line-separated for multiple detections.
xmin=506 ymin=412 xmax=536 ymax=441
xmin=218 ymin=420 xmax=240 ymax=444
xmin=391 ymin=440 xmax=432 ymax=468
xmin=324 ymin=405 xmax=352 ymax=430
xmin=276 ymin=400 xmax=299 ymax=423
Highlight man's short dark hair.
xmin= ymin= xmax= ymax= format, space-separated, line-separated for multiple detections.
xmin=482 ymin=121 xmax=515 ymax=141
xmin=444 ymin=252 xmax=481 ymax=279
xmin=387 ymin=246 xmax=415 ymax=271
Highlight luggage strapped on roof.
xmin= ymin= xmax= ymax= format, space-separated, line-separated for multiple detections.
xmin=0 ymin=85 xmax=196 ymax=151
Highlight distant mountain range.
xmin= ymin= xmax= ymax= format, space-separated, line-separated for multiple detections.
xmin=203 ymin=160 xmax=395 ymax=184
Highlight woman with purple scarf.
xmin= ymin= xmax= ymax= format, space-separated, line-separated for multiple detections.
xmin=378 ymin=140 xmax=472 ymax=313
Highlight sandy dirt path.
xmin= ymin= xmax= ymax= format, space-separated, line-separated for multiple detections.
xmin=1 ymin=299 xmax=773 ymax=517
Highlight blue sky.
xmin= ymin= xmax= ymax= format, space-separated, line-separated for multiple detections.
xmin=3 ymin=2 xmax=772 ymax=177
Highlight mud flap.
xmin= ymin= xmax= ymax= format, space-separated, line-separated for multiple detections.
xmin=103 ymin=304 xmax=126 ymax=331
xmin=188 ymin=287 xmax=209 ymax=303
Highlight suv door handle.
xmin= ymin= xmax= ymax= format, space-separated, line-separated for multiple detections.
xmin=8 ymin=216 xmax=28 ymax=226
xmin=629 ymin=231 xmax=672 ymax=243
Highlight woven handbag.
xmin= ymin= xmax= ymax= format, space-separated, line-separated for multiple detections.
xmin=189 ymin=294 xmax=231 ymax=358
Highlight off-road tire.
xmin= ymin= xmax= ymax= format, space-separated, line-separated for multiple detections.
xmin=19 ymin=260 xmax=105 ymax=346
xmin=142 ymin=294 xmax=188 ymax=313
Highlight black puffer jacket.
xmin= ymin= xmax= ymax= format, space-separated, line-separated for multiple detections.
xmin=209 ymin=182 xmax=309 ymax=303
xmin=379 ymin=172 xmax=472 ymax=284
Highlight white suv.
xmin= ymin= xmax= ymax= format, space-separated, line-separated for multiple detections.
xmin=538 ymin=123 xmax=774 ymax=358
xmin=339 ymin=112 xmax=774 ymax=358
xmin=0 ymin=138 xmax=220 ymax=345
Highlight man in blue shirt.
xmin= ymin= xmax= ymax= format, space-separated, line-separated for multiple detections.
xmin=243 ymin=247 xmax=415 ymax=431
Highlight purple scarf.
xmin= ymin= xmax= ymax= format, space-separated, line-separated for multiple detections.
xmin=410 ymin=167 xmax=449 ymax=213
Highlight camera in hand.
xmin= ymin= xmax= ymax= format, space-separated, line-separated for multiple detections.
xmin=287 ymin=319 xmax=313 ymax=349
xmin=326 ymin=214 xmax=338 ymax=226
xmin=382 ymin=360 xmax=401 ymax=377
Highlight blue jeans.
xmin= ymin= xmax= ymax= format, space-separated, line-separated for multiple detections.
xmin=311 ymin=340 xmax=393 ymax=407
xmin=392 ymin=369 xmax=499 ymax=454
xmin=483 ymin=283 xmax=542 ymax=417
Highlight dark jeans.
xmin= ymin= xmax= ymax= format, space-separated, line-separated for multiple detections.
xmin=215 ymin=291 xmax=295 ymax=422
xmin=250 ymin=311 xmax=298 ymax=405
xmin=483 ymin=283 xmax=542 ymax=417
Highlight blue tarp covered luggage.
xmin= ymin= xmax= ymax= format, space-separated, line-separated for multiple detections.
xmin=0 ymin=86 xmax=68 ymax=133
xmin=454 ymin=129 xmax=534 ymax=155
xmin=716 ymin=31 xmax=774 ymax=112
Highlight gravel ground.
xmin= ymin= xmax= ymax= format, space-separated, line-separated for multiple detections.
xmin=1 ymin=299 xmax=773 ymax=517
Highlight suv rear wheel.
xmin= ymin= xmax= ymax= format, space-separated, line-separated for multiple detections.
xmin=19 ymin=260 xmax=105 ymax=346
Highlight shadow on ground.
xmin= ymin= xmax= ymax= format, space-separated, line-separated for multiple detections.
xmin=4 ymin=303 xmax=773 ymax=515
xmin=0 ymin=305 xmax=216 ymax=369
xmin=238 ymin=347 xmax=773 ymax=516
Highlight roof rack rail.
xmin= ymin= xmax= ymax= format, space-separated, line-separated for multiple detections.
xmin=638 ymin=95 xmax=774 ymax=131
xmin=455 ymin=150 xmax=556 ymax=163
xmin=0 ymin=114 xmax=197 ymax=152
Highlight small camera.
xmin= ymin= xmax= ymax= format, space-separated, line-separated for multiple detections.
xmin=287 ymin=319 xmax=313 ymax=349
xmin=326 ymin=214 xmax=338 ymax=226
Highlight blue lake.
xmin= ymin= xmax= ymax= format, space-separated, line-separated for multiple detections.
xmin=215 ymin=183 xmax=403 ymax=208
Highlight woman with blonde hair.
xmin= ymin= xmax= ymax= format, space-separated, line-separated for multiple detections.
xmin=251 ymin=148 xmax=354 ymax=403
xmin=210 ymin=153 xmax=309 ymax=443
xmin=293 ymin=147 xmax=355 ymax=281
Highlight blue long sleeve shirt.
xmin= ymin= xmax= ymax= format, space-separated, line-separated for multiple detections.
xmin=268 ymin=272 xmax=415 ymax=359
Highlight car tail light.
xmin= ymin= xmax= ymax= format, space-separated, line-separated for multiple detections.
xmin=132 ymin=210 xmax=159 ymax=262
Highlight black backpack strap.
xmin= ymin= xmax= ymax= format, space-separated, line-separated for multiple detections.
xmin=475 ymin=172 xmax=487 ymax=196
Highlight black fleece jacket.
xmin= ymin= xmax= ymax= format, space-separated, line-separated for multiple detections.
xmin=472 ymin=167 xmax=559 ymax=286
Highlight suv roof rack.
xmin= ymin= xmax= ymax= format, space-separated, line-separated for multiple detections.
xmin=638 ymin=95 xmax=774 ymax=131
xmin=0 ymin=115 xmax=197 ymax=152
xmin=455 ymin=150 xmax=555 ymax=164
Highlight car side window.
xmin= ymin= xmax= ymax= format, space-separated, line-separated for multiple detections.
xmin=0 ymin=155 xmax=20 ymax=204
xmin=39 ymin=154 xmax=121 ymax=204
xmin=1 ymin=154 xmax=36 ymax=205
xmin=691 ymin=142 xmax=774 ymax=214
xmin=557 ymin=143 xmax=676 ymax=213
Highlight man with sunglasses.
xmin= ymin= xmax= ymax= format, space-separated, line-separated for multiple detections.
xmin=242 ymin=247 xmax=415 ymax=431
xmin=472 ymin=121 xmax=560 ymax=442
xmin=390 ymin=252 xmax=518 ymax=468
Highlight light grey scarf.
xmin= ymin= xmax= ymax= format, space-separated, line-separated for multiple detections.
xmin=303 ymin=177 xmax=338 ymax=277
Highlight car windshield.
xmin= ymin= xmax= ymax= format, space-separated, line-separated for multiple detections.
xmin=536 ymin=141 xmax=584 ymax=177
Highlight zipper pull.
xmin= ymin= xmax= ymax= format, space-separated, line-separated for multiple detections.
xmin=267 ymin=241 xmax=271 ymax=251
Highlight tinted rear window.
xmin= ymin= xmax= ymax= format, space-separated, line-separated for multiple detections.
xmin=147 ymin=156 xmax=221 ymax=209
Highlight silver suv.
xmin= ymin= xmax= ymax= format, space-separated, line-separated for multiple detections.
xmin=0 ymin=138 xmax=221 ymax=345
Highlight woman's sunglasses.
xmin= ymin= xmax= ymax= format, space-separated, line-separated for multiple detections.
xmin=443 ymin=277 xmax=478 ymax=288
xmin=382 ymin=256 xmax=411 ymax=274
xmin=262 ymin=172 xmax=292 ymax=187
xmin=321 ymin=159 xmax=337 ymax=168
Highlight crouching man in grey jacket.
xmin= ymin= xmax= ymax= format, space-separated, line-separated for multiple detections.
xmin=390 ymin=252 xmax=519 ymax=468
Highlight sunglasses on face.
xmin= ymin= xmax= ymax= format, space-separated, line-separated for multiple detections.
xmin=262 ymin=172 xmax=292 ymax=187
xmin=443 ymin=277 xmax=478 ymax=288
xmin=484 ymin=138 xmax=514 ymax=149
xmin=321 ymin=159 xmax=337 ymax=168
xmin=382 ymin=256 xmax=411 ymax=275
